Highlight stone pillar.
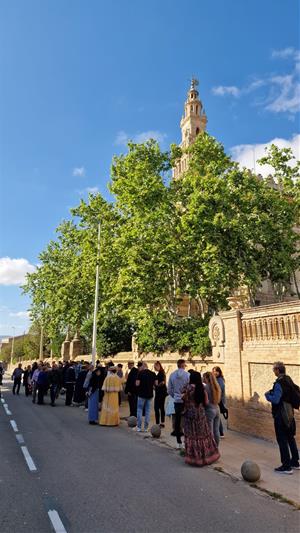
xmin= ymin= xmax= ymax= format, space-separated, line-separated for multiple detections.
xmin=61 ymin=331 xmax=71 ymax=361
xmin=69 ymin=330 xmax=82 ymax=360
xmin=221 ymin=310 xmax=244 ymax=401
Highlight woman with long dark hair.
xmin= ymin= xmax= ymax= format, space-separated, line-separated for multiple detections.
xmin=183 ymin=371 xmax=220 ymax=466
xmin=203 ymin=371 xmax=221 ymax=446
xmin=212 ymin=366 xmax=226 ymax=438
xmin=87 ymin=367 xmax=102 ymax=425
xmin=154 ymin=361 xmax=167 ymax=427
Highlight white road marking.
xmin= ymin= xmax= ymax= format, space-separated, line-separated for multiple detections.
xmin=1 ymin=398 xmax=4 ymax=403
xmin=21 ymin=446 xmax=37 ymax=472
xmin=16 ymin=433 xmax=25 ymax=444
xmin=48 ymin=510 xmax=67 ymax=533
xmin=10 ymin=420 xmax=18 ymax=432
xmin=3 ymin=404 xmax=12 ymax=415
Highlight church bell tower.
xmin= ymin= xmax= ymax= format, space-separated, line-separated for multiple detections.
xmin=173 ymin=78 xmax=207 ymax=179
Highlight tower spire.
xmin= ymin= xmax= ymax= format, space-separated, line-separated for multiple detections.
xmin=172 ymin=78 xmax=207 ymax=179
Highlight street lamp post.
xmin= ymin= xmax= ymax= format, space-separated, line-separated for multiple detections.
xmin=91 ymin=222 xmax=101 ymax=366
xmin=39 ymin=324 xmax=44 ymax=360
xmin=10 ymin=326 xmax=15 ymax=368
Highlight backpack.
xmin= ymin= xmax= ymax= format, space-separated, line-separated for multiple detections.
xmin=290 ymin=383 xmax=300 ymax=410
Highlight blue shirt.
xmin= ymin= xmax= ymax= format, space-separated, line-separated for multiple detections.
xmin=265 ymin=382 xmax=282 ymax=405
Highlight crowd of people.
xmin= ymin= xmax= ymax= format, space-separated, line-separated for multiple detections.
xmin=9 ymin=358 xmax=227 ymax=466
xmin=9 ymin=358 xmax=300 ymax=472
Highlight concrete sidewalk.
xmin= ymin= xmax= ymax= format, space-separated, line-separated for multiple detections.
xmin=119 ymin=402 xmax=300 ymax=507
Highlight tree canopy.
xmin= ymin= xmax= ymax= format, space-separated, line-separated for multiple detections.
xmin=23 ymin=133 xmax=300 ymax=356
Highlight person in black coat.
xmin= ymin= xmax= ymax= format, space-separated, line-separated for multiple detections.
xmin=22 ymin=365 xmax=32 ymax=396
xmin=125 ymin=361 xmax=138 ymax=417
xmin=48 ymin=362 xmax=62 ymax=406
xmin=65 ymin=363 xmax=76 ymax=406
xmin=73 ymin=365 xmax=88 ymax=404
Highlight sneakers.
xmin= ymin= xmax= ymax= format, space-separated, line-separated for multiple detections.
xmin=274 ymin=465 xmax=293 ymax=474
xmin=176 ymin=443 xmax=184 ymax=450
xmin=291 ymin=463 xmax=300 ymax=470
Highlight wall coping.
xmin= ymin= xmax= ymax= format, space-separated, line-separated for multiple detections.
xmin=220 ymin=300 xmax=300 ymax=320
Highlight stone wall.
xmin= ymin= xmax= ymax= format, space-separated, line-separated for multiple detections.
xmin=106 ymin=301 xmax=300 ymax=445
xmin=209 ymin=301 xmax=300 ymax=445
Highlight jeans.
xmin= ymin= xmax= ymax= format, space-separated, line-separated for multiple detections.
xmin=274 ymin=413 xmax=299 ymax=469
xmin=174 ymin=402 xmax=184 ymax=444
xmin=137 ymin=397 xmax=152 ymax=430
xmin=205 ymin=405 xmax=220 ymax=446
xmin=219 ymin=417 xmax=224 ymax=437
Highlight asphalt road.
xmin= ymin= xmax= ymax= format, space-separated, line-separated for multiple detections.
xmin=0 ymin=378 xmax=299 ymax=533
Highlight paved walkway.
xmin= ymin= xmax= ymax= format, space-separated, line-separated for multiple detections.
xmin=119 ymin=402 xmax=300 ymax=507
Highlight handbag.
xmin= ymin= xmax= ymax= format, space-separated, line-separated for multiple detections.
xmin=280 ymin=401 xmax=294 ymax=429
xmin=219 ymin=400 xmax=229 ymax=419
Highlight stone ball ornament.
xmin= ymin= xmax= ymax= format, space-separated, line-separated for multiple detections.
xmin=150 ymin=424 xmax=161 ymax=438
xmin=241 ymin=460 xmax=261 ymax=483
xmin=127 ymin=416 xmax=137 ymax=428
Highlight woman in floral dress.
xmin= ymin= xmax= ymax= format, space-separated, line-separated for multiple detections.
xmin=183 ymin=371 xmax=220 ymax=467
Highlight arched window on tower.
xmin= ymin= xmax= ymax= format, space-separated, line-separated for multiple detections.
xmin=190 ymin=105 xmax=193 ymax=112
xmin=196 ymin=105 xmax=198 ymax=114
xmin=196 ymin=127 xmax=200 ymax=136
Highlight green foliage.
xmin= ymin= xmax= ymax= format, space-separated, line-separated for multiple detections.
xmin=22 ymin=133 xmax=300 ymax=356
xmin=1 ymin=336 xmax=26 ymax=363
xmin=135 ymin=309 xmax=210 ymax=357
xmin=96 ymin=314 xmax=133 ymax=357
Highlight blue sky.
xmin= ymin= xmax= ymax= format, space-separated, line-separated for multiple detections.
xmin=0 ymin=0 xmax=299 ymax=336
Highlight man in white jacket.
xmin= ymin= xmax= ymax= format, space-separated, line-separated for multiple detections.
xmin=167 ymin=359 xmax=190 ymax=449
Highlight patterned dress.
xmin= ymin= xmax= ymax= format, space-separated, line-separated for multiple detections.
xmin=183 ymin=384 xmax=220 ymax=467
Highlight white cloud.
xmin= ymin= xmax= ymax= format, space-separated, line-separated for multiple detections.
xmin=230 ymin=133 xmax=300 ymax=177
xmin=115 ymin=130 xmax=167 ymax=146
xmin=9 ymin=311 xmax=30 ymax=319
xmin=271 ymin=47 xmax=299 ymax=60
xmin=73 ymin=167 xmax=86 ymax=177
xmin=265 ymin=74 xmax=300 ymax=114
xmin=0 ymin=257 xmax=36 ymax=286
xmin=212 ymin=85 xmax=240 ymax=97
xmin=77 ymin=186 xmax=99 ymax=196
xmin=212 ymin=47 xmax=300 ymax=116
xmin=86 ymin=187 xmax=99 ymax=194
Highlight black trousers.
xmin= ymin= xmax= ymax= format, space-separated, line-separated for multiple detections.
xmin=13 ymin=378 xmax=21 ymax=395
xmin=65 ymin=383 xmax=74 ymax=405
xmin=32 ymin=382 xmax=38 ymax=403
xmin=50 ymin=384 xmax=58 ymax=405
xmin=174 ymin=402 xmax=184 ymax=444
xmin=128 ymin=393 xmax=137 ymax=417
xmin=154 ymin=395 xmax=166 ymax=424
xmin=37 ymin=384 xmax=47 ymax=404
xmin=274 ymin=414 xmax=299 ymax=469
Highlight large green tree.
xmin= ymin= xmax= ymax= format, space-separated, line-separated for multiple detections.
xmin=23 ymin=133 xmax=299 ymax=357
